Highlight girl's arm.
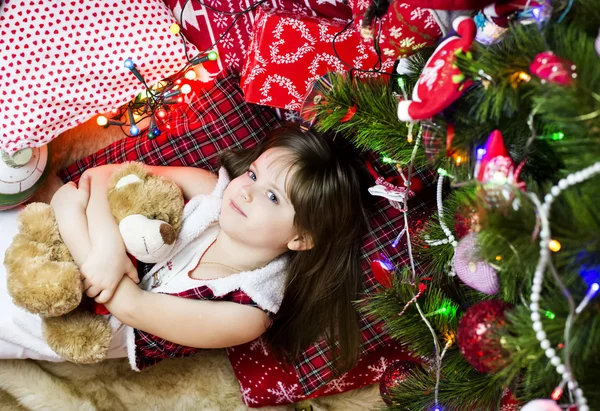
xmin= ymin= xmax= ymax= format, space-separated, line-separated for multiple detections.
xmin=83 ymin=164 xmax=218 ymax=202
xmin=80 ymin=164 xmax=218 ymax=303
xmin=50 ymin=176 xmax=92 ymax=267
xmin=104 ymin=276 xmax=270 ymax=348
xmin=80 ymin=166 xmax=139 ymax=303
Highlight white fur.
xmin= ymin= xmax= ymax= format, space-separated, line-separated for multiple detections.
xmin=146 ymin=167 xmax=231 ymax=277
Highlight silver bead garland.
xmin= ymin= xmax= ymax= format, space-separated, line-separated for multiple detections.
xmin=528 ymin=161 xmax=600 ymax=411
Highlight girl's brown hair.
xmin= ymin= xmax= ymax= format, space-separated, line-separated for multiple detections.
xmin=219 ymin=123 xmax=370 ymax=373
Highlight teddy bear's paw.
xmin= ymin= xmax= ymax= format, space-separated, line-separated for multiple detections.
xmin=7 ymin=259 xmax=83 ymax=316
xmin=43 ymin=310 xmax=112 ymax=364
xmin=17 ymin=203 xmax=63 ymax=245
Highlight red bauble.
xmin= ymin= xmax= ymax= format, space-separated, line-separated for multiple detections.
xmin=530 ymin=51 xmax=576 ymax=86
xmin=457 ymin=300 xmax=512 ymax=373
xmin=379 ymin=360 xmax=418 ymax=405
xmin=454 ymin=203 xmax=477 ymax=240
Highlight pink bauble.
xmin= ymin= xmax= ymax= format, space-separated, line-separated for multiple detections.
xmin=521 ymin=399 xmax=562 ymax=411
xmin=454 ymin=232 xmax=500 ymax=294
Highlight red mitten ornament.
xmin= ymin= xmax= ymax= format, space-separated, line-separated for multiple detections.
xmin=397 ymin=16 xmax=476 ymax=122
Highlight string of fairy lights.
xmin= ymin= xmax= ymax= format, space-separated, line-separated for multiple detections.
xmin=96 ymin=36 xmax=218 ymax=139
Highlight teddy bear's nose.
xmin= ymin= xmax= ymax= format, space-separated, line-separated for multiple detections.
xmin=159 ymin=224 xmax=177 ymax=245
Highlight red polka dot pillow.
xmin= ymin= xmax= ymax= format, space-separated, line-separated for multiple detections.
xmin=0 ymin=0 xmax=199 ymax=155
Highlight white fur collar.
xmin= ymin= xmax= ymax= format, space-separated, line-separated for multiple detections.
xmin=145 ymin=166 xmax=289 ymax=314
xmin=146 ymin=167 xmax=230 ymax=278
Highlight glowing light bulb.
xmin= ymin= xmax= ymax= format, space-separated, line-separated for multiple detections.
xmin=110 ymin=108 xmax=119 ymax=114
xmin=130 ymin=125 xmax=140 ymax=136
xmin=551 ymin=387 xmax=563 ymax=401
xmin=176 ymin=79 xmax=182 ymax=85
xmin=124 ymin=59 xmax=134 ymax=69
xmin=169 ymin=23 xmax=181 ymax=35
xmin=548 ymin=239 xmax=561 ymax=252
xmin=476 ymin=148 xmax=486 ymax=159
xmin=185 ymin=69 xmax=197 ymax=80
xmin=455 ymin=155 xmax=462 ymax=165
xmin=181 ymin=84 xmax=192 ymax=94
xmin=208 ymin=51 xmax=218 ymax=61
xmin=177 ymin=96 xmax=183 ymax=103
xmin=518 ymin=72 xmax=531 ymax=82
xmin=96 ymin=115 xmax=108 ymax=127
xmin=157 ymin=108 xmax=167 ymax=119
xmin=495 ymin=255 xmax=502 ymax=261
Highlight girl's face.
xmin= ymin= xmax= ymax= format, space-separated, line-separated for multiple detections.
xmin=220 ymin=147 xmax=300 ymax=252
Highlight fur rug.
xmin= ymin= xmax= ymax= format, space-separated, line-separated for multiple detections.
xmin=0 ymin=118 xmax=383 ymax=410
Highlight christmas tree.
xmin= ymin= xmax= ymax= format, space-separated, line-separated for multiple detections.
xmin=309 ymin=0 xmax=599 ymax=409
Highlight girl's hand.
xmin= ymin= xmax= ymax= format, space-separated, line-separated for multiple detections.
xmin=96 ymin=275 xmax=143 ymax=321
xmin=80 ymin=245 xmax=139 ymax=304
xmin=50 ymin=175 xmax=91 ymax=211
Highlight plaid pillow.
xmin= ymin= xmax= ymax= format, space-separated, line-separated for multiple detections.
xmin=58 ymin=70 xmax=436 ymax=397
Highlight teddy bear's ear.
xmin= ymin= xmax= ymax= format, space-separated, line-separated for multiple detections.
xmin=115 ymin=174 xmax=143 ymax=189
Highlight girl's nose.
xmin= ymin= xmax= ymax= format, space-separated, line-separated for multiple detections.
xmin=240 ymin=185 xmax=252 ymax=202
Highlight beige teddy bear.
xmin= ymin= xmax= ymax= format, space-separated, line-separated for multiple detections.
xmin=3 ymin=162 xmax=184 ymax=364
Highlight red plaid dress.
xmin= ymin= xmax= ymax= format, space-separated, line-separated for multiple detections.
xmin=133 ymin=286 xmax=265 ymax=371
xmin=123 ymin=168 xmax=288 ymax=372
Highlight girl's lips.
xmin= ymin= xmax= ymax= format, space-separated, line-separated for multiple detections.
xmin=230 ymin=200 xmax=247 ymax=217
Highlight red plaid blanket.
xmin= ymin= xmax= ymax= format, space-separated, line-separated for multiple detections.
xmin=58 ymin=70 xmax=436 ymax=395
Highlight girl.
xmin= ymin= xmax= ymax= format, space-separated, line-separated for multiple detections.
xmin=0 ymin=123 xmax=370 ymax=373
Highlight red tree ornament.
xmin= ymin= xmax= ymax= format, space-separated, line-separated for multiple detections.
xmin=397 ymin=16 xmax=476 ymax=122
xmin=457 ymin=300 xmax=512 ymax=373
xmin=371 ymin=253 xmax=395 ymax=289
xmin=476 ymin=130 xmax=524 ymax=207
xmin=530 ymin=51 xmax=577 ymax=86
xmin=379 ymin=360 xmax=418 ymax=405
xmin=453 ymin=203 xmax=477 ymax=239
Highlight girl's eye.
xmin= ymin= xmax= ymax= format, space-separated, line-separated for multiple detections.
xmin=247 ymin=170 xmax=257 ymax=181
xmin=267 ymin=192 xmax=279 ymax=204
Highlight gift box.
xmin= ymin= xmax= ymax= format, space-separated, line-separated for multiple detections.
xmin=164 ymin=0 xmax=352 ymax=78
xmin=240 ymin=7 xmax=397 ymax=111
xmin=347 ymin=0 xmax=443 ymax=63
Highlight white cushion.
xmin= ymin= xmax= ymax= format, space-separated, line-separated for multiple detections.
xmin=0 ymin=0 xmax=198 ymax=154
